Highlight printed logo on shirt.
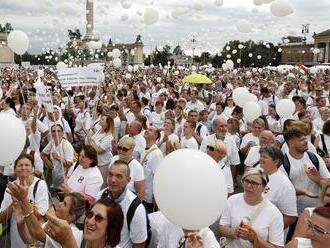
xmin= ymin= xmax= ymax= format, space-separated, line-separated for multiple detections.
xmin=78 ymin=176 xmax=84 ymax=183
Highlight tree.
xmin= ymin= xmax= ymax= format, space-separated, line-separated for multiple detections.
xmin=152 ymin=45 xmax=172 ymax=66
xmin=173 ymin=45 xmax=184 ymax=55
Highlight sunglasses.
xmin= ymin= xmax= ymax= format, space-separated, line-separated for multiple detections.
xmin=85 ymin=211 xmax=105 ymax=223
xmin=242 ymin=178 xmax=263 ymax=187
xmin=51 ymin=130 xmax=62 ymax=133
xmin=207 ymin=145 xmax=215 ymax=152
xmin=117 ymin=145 xmax=130 ymax=152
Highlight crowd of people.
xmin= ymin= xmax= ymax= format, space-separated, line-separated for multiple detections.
xmin=0 ymin=64 xmax=330 ymax=248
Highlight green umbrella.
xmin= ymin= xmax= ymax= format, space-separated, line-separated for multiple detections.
xmin=182 ymin=73 xmax=212 ymax=84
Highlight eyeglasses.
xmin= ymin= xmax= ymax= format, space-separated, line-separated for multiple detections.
xmin=242 ymin=178 xmax=263 ymax=188
xmin=85 ymin=211 xmax=106 ymax=223
xmin=207 ymin=146 xmax=215 ymax=152
xmin=51 ymin=129 xmax=62 ymax=133
xmin=117 ymin=145 xmax=130 ymax=152
xmin=305 ymin=219 xmax=330 ymax=235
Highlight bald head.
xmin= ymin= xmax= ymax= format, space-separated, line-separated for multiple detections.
xmin=213 ymin=117 xmax=228 ymax=138
xmin=259 ymin=130 xmax=275 ymax=147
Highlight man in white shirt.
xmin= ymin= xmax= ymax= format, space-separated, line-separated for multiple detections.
xmin=98 ymin=160 xmax=148 ymax=248
xmin=141 ymin=126 xmax=163 ymax=213
xmin=282 ymin=128 xmax=330 ymax=214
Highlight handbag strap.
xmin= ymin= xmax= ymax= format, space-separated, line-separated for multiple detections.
xmin=247 ymin=199 xmax=267 ymax=226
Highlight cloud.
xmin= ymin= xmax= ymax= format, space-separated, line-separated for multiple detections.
xmin=0 ymin=0 xmax=329 ymax=54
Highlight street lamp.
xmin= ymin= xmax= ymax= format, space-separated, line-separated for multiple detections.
xmin=191 ymin=35 xmax=196 ymax=65
xmin=301 ymin=24 xmax=309 ymax=63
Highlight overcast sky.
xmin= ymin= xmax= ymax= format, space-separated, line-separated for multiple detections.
xmin=0 ymin=0 xmax=329 ymax=55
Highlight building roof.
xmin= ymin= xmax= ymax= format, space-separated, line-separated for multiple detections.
xmin=314 ymin=29 xmax=330 ymax=38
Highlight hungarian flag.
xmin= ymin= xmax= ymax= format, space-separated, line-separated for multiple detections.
xmin=287 ymin=72 xmax=297 ymax=82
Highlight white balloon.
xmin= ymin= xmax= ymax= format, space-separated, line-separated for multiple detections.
xmin=226 ymin=46 xmax=231 ymax=51
xmin=113 ymin=58 xmax=122 ymax=68
xmin=226 ymin=54 xmax=231 ymax=59
xmin=127 ymin=65 xmax=133 ymax=72
xmin=276 ymin=99 xmax=295 ymax=118
xmin=313 ymin=48 xmax=320 ymax=54
xmin=246 ymin=71 xmax=252 ymax=77
xmin=56 ymin=61 xmax=67 ymax=69
xmin=232 ymin=49 xmax=237 ymax=54
xmin=174 ymin=70 xmax=180 ymax=75
xmin=107 ymin=51 xmax=112 ymax=57
xmin=191 ymin=65 xmax=197 ymax=71
xmin=253 ymin=0 xmax=263 ymax=6
xmin=193 ymin=2 xmax=204 ymax=11
xmin=257 ymin=55 xmax=262 ymax=59
xmin=237 ymin=58 xmax=242 ymax=63
xmin=120 ymin=14 xmax=128 ymax=21
xmin=237 ymin=19 xmax=252 ymax=33
xmin=0 ymin=114 xmax=26 ymax=166
xmin=156 ymin=77 xmax=162 ymax=83
xmin=7 ymin=30 xmax=29 ymax=55
xmin=214 ymin=0 xmax=224 ymax=7
xmin=144 ymin=8 xmax=159 ymax=25
xmin=130 ymin=49 xmax=135 ymax=55
xmin=153 ymin=149 xmax=227 ymax=230
xmin=112 ymin=48 xmax=121 ymax=58
xmin=125 ymin=73 xmax=132 ymax=79
xmin=222 ymin=63 xmax=228 ymax=71
xmin=233 ymin=87 xmax=250 ymax=107
xmin=278 ymin=48 xmax=283 ymax=52
xmin=263 ymin=0 xmax=275 ymax=3
xmin=238 ymin=44 xmax=244 ymax=49
xmin=243 ymin=101 xmax=261 ymax=123
xmin=121 ymin=0 xmax=132 ymax=9
xmin=270 ymin=0 xmax=294 ymax=17
xmin=0 ymin=88 xmax=3 ymax=100
xmin=248 ymin=53 xmax=253 ymax=58
xmin=133 ymin=65 xmax=139 ymax=71
xmin=225 ymin=60 xmax=234 ymax=70
xmin=252 ymin=68 xmax=258 ymax=73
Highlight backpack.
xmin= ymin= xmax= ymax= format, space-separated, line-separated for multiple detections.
xmin=196 ymin=123 xmax=203 ymax=137
xmin=127 ymin=197 xmax=152 ymax=247
xmin=317 ymin=134 xmax=329 ymax=158
xmin=283 ymin=151 xmax=319 ymax=176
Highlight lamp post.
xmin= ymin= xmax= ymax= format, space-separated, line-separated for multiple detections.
xmin=301 ymin=24 xmax=309 ymax=63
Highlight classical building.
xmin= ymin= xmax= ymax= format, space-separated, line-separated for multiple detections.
xmin=280 ymin=43 xmax=314 ymax=65
xmin=313 ymin=29 xmax=330 ymax=63
xmin=170 ymin=45 xmax=193 ymax=67
xmin=0 ymin=32 xmax=14 ymax=65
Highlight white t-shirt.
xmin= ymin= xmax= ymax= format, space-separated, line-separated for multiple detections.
xmin=180 ymin=136 xmax=199 ymax=150
xmin=244 ymin=146 xmax=261 ymax=168
xmin=91 ymin=131 xmax=113 ymax=166
xmin=124 ymin=133 xmax=146 ymax=162
xmin=220 ymin=193 xmax=284 ymax=248
xmin=263 ymin=170 xmax=297 ymax=217
xmin=186 ymin=100 xmax=205 ymax=113
xmin=219 ymin=161 xmax=234 ymax=194
xmin=159 ymin=132 xmax=179 ymax=155
xmin=150 ymin=111 xmax=165 ymax=128
xmin=281 ymin=152 xmax=330 ymax=214
xmin=110 ymin=156 xmax=145 ymax=194
xmin=0 ymin=177 xmax=49 ymax=248
xmin=317 ymin=134 xmax=330 ymax=155
xmin=149 ymin=211 xmax=219 ymax=248
xmin=200 ymin=134 xmax=240 ymax=167
xmin=74 ymin=109 xmax=91 ymax=134
xmin=240 ymin=133 xmax=260 ymax=150
xmin=114 ymin=116 xmax=121 ymax=141
xmin=67 ymin=164 xmax=104 ymax=200
xmin=42 ymin=139 xmax=74 ymax=188
xmin=312 ymin=118 xmax=324 ymax=132
xmin=141 ymin=145 xmax=163 ymax=203
xmin=44 ymin=223 xmax=83 ymax=248
xmin=23 ymin=118 xmax=49 ymax=152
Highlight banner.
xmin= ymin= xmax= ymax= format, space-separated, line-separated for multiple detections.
xmin=36 ymin=86 xmax=54 ymax=113
xmin=57 ymin=67 xmax=102 ymax=87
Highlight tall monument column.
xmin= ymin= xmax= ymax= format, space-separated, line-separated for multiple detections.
xmin=325 ymin=43 xmax=329 ymax=63
xmin=85 ymin=0 xmax=94 ymax=40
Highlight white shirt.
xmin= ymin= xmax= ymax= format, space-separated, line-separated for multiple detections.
xmin=313 ymin=118 xmax=325 ymax=132
xmin=149 ymin=211 xmax=219 ymax=248
xmin=244 ymin=145 xmax=261 ymax=168
xmin=91 ymin=131 xmax=113 ymax=166
xmin=150 ymin=111 xmax=165 ymax=128
xmin=263 ymin=170 xmax=297 ymax=217
xmin=44 ymin=223 xmax=83 ymax=248
xmin=42 ymin=139 xmax=74 ymax=188
xmin=281 ymin=152 xmax=330 ymax=214
xmin=220 ymin=193 xmax=284 ymax=248
xmin=129 ymin=133 xmax=146 ymax=162
xmin=159 ymin=132 xmax=179 ymax=155
xmin=240 ymin=133 xmax=260 ymax=150
xmin=219 ymin=161 xmax=234 ymax=194
xmin=2 ymin=108 xmax=16 ymax=115
xmin=67 ymin=164 xmax=104 ymax=200
xmin=141 ymin=144 xmax=163 ymax=203
xmin=200 ymin=134 xmax=240 ymax=166
xmin=186 ymin=100 xmax=205 ymax=113
xmin=23 ymin=117 xmax=49 ymax=152
xmin=110 ymin=156 xmax=145 ymax=194
xmin=74 ymin=109 xmax=91 ymax=134
xmin=318 ymin=134 xmax=330 ymax=155
xmin=180 ymin=136 xmax=199 ymax=150
xmin=0 ymin=177 xmax=49 ymax=248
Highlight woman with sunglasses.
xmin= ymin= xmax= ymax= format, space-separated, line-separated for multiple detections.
xmin=224 ymin=96 xmax=235 ymax=119
xmin=42 ymin=198 xmax=123 ymax=248
xmin=60 ymin=145 xmax=104 ymax=203
xmin=0 ymin=154 xmax=49 ymax=248
xmin=219 ymin=168 xmax=284 ymax=248
xmin=259 ymin=146 xmax=297 ymax=229
xmin=286 ymin=204 xmax=330 ymax=248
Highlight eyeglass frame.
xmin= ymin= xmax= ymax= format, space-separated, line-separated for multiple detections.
xmin=305 ymin=219 xmax=330 ymax=235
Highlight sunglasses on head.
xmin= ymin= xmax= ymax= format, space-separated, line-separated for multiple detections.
xmin=85 ymin=211 xmax=105 ymax=223
xmin=117 ymin=145 xmax=130 ymax=152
